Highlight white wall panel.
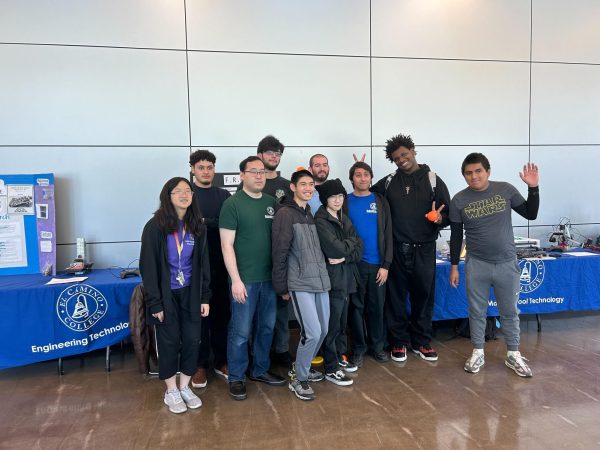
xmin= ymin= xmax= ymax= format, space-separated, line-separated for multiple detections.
xmin=0 ymin=45 xmax=190 ymax=146
xmin=372 ymin=59 xmax=530 ymax=146
xmin=0 ymin=0 xmax=185 ymax=49
xmin=186 ymin=0 xmax=369 ymax=55
xmin=532 ymin=0 xmax=600 ymax=64
xmin=188 ymin=53 xmax=370 ymax=147
xmin=530 ymin=146 xmax=599 ymax=226
xmin=372 ymin=0 xmax=530 ymax=61
xmin=0 ymin=147 xmax=189 ymax=255
xmin=530 ymin=63 xmax=600 ymax=145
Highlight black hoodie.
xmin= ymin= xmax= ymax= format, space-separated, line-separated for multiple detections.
xmin=372 ymin=164 xmax=451 ymax=244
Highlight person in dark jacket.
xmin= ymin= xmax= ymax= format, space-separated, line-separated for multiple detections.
xmin=189 ymin=149 xmax=231 ymax=388
xmin=140 ymin=177 xmax=211 ymax=414
xmin=272 ymin=170 xmax=331 ymax=401
xmin=372 ymin=134 xmax=450 ymax=363
xmin=314 ymin=179 xmax=363 ymax=386
xmin=346 ymin=161 xmax=393 ymax=366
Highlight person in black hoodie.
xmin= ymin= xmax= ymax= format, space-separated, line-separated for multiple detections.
xmin=372 ymin=134 xmax=450 ymax=363
xmin=140 ymin=177 xmax=211 ymax=414
xmin=314 ymin=179 xmax=363 ymax=386
xmin=272 ymin=170 xmax=331 ymax=401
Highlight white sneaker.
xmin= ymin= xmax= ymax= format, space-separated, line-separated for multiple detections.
xmin=179 ymin=386 xmax=203 ymax=409
xmin=505 ymin=351 xmax=533 ymax=378
xmin=464 ymin=350 xmax=485 ymax=374
xmin=164 ymin=389 xmax=187 ymax=414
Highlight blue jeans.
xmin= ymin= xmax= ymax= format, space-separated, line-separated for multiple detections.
xmin=227 ymin=281 xmax=277 ymax=382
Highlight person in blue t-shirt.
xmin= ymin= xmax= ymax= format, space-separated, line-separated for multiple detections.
xmin=346 ymin=162 xmax=393 ymax=366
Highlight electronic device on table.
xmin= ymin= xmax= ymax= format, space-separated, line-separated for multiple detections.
xmin=64 ymin=238 xmax=93 ymax=274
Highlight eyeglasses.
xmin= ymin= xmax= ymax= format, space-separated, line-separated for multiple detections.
xmin=263 ymin=150 xmax=282 ymax=157
xmin=171 ymin=189 xmax=193 ymax=196
xmin=243 ymin=170 xmax=266 ymax=177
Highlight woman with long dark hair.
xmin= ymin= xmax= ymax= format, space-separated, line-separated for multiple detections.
xmin=140 ymin=177 xmax=211 ymax=414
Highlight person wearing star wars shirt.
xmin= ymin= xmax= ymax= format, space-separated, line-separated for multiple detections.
xmin=140 ymin=177 xmax=211 ymax=414
xmin=449 ymin=153 xmax=540 ymax=378
xmin=220 ymin=156 xmax=286 ymax=401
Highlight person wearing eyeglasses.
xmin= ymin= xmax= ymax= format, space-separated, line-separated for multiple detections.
xmin=219 ymin=156 xmax=286 ymax=401
xmin=253 ymin=135 xmax=296 ymax=367
xmin=139 ymin=177 xmax=211 ymax=414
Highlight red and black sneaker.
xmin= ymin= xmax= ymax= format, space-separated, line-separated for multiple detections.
xmin=412 ymin=344 xmax=438 ymax=362
xmin=390 ymin=345 xmax=407 ymax=362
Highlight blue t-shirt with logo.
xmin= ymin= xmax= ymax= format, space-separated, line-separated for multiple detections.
xmin=347 ymin=193 xmax=381 ymax=265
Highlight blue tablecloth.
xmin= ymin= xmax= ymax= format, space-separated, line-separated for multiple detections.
xmin=0 ymin=269 xmax=139 ymax=369
xmin=433 ymin=252 xmax=600 ymax=320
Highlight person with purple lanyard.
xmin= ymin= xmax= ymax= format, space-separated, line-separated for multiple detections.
xmin=140 ymin=177 xmax=211 ymax=414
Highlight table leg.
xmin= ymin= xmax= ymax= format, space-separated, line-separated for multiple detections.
xmin=536 ymin=314 xmax=542 ymax=333
xmin=105 ymin=346 xmax=111 ymax=372
xmin=58 ymin=358 xmax=64 ymax=376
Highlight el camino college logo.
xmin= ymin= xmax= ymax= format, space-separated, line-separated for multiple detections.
xmin=519 ymin=260 xmax=545 ymax=293
xmin=56 ymin=284 xmax=108 ymax=331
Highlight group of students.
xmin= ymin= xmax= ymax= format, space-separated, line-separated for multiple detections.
xmin=140 ymin=133 xmax=540 ymax=413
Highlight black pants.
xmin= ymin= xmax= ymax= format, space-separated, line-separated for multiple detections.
xmin=156 ymin=286 xmax=202 ymax=380
xmin=323 ymin=293 xmax=349 ymax=374
xmin=386 ymin=241 xmax=436 ymax=349
xmin=271 ymin=295 xmax=290 ymax=354
xmin=197 ymin=277 xmax=230 ymax=369
xmin=350 ymin=261 xmax=387 ymax=356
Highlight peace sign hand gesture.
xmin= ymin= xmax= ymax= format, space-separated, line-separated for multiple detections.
xmin=425 ymin=201 xmax=445 ymax=225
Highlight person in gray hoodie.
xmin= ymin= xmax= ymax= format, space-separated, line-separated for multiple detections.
xmin=272 ymin=170 xmax=331 ymax=401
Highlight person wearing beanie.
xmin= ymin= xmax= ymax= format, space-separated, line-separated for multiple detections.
xmin=314 ymin=179 xmax=363 ymax=386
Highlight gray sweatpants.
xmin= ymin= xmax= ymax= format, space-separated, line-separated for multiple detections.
xmin=465 ymin=256 xmax=521 ymax=350
xmin=290 ymin=291 xmax=330 ymax=382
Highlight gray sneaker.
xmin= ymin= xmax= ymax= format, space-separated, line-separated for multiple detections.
xmin=505 ymin=351 xmax=533 ymax=378
xmin=289 ymin=379 xmax=316 ymax=401
xmin=179 ymin=386 xmax=203 ymax=409
xmin=464 ymin=351 xmax=485 ymax=373
xmin=164 ymin=389 xmax=187 ymax=414
xmin=308 ymin=368 xmax=324 ymax=382
xmin=289 ymin=362 xmax=324 ymax=382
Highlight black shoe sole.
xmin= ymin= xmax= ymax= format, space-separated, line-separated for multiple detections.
xmin=248 ymin=376 xmax=287 ymax=386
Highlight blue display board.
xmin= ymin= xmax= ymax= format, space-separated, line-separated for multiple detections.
xmin=0 ymin=173 xmax=56 ymax=275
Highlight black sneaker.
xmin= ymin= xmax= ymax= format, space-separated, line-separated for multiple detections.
xmin=371 ymin=351 xmax=390 ymax=363
xmin=229 ymin=381 xmax=247 ymax=401
xmin=350 ymin=353 xmax=364 ymax=368
xmin=325 ymin=370 xmax=353 ymax=386
xmin=248 ymin=371 xmax=287 ymax=386
xmin=391 ymin=346 xmax=407 ymax=362
xmin=338 ymin=354 xmax=358 ymax=372
xmin=412 ymin=344 xmax=438 ymax=362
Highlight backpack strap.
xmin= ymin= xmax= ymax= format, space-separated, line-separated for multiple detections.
xmin=384 ymin=172 xmax=395 ymax=194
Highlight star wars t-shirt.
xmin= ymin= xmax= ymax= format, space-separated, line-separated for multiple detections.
xmin=449 ymin=181 xmax=525 ymax=263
